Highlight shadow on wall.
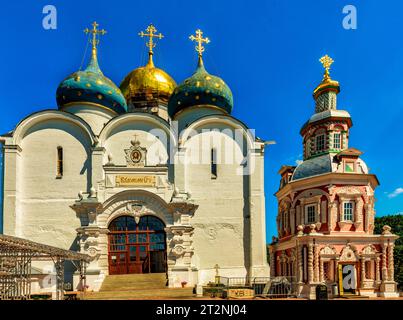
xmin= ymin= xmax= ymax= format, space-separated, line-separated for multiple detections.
xmin=64 ymin=235 xmax=81 ymax=287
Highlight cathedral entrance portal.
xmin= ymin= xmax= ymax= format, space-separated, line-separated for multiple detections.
xmin=108 ymin=215 xmax=167 ymax=275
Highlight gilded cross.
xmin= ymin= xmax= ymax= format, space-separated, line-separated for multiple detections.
xmin=138 ymin=24 xmax=164 ymax=54
xmin=319 ymin=54 xmax=334 ymax=81
xmin=189 ymin=29 xmax=210 ymax=57
xmin=84 ymin=21 xmax=107 ymax=49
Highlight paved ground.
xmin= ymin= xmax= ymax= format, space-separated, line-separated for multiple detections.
xmin=82 ymin=274 xmax=402 ymax=300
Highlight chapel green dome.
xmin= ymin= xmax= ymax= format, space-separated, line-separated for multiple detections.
xmin=168 ymin=57 xmax=233 ymax=117
xmin=56 ymin=23 xmax=127 ymax=114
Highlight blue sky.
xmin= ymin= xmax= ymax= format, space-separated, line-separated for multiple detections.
xmin=0 ymin=0 xmax=402 ymax=240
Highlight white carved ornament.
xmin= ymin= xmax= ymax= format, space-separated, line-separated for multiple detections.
xmin=320 ymin=245 xmax=337 ymax=256
xmin=339 ymin=244 xmax=358 ymax=262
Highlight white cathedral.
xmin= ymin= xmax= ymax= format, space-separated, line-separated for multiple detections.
xmin=0 ymin=23 xmax=270 ymax=291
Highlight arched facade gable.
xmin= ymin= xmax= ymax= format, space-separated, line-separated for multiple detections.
xmin=98 ymin=113 xmax=177 ymax=148
xmin=12 ymin=110 xmax=95 ymax=146
xmin=180 ymin=115 xmax=256 ymax=150
xmin=292 ymin=188 xmax=330 ymax=208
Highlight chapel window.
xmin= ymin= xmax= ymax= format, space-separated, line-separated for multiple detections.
xmin=344 ymin=161 xmax=355 ymax=173
xmin=333 ymin=132 xmax=341 ymax=149
xmin=211 ymin=148 xmax=217 ymax=179
xmin=343 ymin=201 xmax=354 ymax=221
xmin=56 ymin=146 xmax=63 ymax=178
xmin=316 ymin=134 xmax=325 ymax=152
xmin=306 ymin=204 xmax=316 ymax=224
xmin=323 ymin=262 xmax=330 ymax=281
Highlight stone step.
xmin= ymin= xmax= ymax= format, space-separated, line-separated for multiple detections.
xmin=100 ymin=273 xmax=168 ymax=292
xmin=84 ymin=288 xmax=194 ymax=300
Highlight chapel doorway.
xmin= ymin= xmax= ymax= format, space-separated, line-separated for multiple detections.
xmin=108 ymin=215 xmax=167 ymax=275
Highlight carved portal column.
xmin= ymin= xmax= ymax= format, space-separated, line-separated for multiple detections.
xmin=388 ymin=243 xmax=395 ymax=281
xmin=308 ymin=244 xmax=314 ymax=283
xmin=165 ymin=202 xmax=198 ymax=287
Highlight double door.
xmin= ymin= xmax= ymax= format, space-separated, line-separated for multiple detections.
xmin=108 ymin=216 xmax=167 ymax=275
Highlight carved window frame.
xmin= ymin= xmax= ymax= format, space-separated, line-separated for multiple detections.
xmin=342 ymin=201 xmax=354 ymax=222
xmin=306 ymin=204 xmax=316 ymax=224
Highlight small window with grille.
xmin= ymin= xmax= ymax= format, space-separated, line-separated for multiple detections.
xmin=306 ymin=205 xmax=316 ymax=223
xmin=333 ymin=132 xmax=341 ymax=149
xmin=343 ymin=201 xmax=354 ymax=221
xmin=316 ymin=134 xmax=325 ymax=152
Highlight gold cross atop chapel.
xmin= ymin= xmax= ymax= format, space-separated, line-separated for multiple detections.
xmin=138 ymin=24 xmax=164 ymax=55
xmin=319 ymin=54 xmax=334 ymax=81
xmin=84 ymin=21 xmax=107 ymax=49
xmin=189 ymin=29 xmax=210 ymax=57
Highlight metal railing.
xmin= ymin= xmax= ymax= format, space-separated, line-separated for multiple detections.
xmin=219 ymin=276 xmax=298 ymax=299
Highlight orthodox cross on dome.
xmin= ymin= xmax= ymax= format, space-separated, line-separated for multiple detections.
xmin=139 ymin=24 xmax=164 ymax=56
xmin=84 ymin=21 xmax=107 ymax=55
xmin=189 ymin=29 xmax=210 ymax=58
xmin=319 ymin=54 xmax=334 ymax=81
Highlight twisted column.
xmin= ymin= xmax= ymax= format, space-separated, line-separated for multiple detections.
xmin=376 ymin=257 xmax=381 ymax=284
xmin=388 ymin=243 xmax=395 ymax=281
xmin=298 ymin=246 xmax=304 ymax=283
xmin=361 ymin=258 xmax=366 ymax=287
xmin=319 ymin=259 xmax=324 ymax=283
xmin=308 ymin=244 xmax=314 ymax=283
xmin=382 ymin=244 xmax=388 ymax=281
xmin=314 ymin=244 xmax=320 ymax=282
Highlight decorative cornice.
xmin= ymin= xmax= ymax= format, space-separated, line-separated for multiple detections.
xmin=276 ymin=172 xmax=379 ymax=200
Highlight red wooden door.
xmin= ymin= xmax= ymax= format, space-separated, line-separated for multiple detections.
xmin=108 ymin=216 xmax=166 ymax=275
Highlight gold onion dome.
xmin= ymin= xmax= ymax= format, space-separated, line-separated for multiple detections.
xmin=120 ymin=24 xmax=176 ymax=107
xmin=57 ymin=22 xmax=127 ymax=114
xmin=313 ymin=54 xmax=340 ymax=99
xmin=168 ymin=29 xmax=233 ymax=118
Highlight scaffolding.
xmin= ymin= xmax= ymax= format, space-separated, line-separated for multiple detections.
xmin=0 ymin=234 xmax=90 ymax=300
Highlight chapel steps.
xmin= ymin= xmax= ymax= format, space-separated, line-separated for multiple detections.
xmin=83 ymin=273 xmax=195 ymax=300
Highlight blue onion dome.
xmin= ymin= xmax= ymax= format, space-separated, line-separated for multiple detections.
xmin=168 ymin=57 xmax=233 ymax=117
xmin=56 ymin=25 xmax=127 ymax=114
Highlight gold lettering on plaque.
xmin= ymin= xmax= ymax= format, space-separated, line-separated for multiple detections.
xmin=115 ymin=175 xmax=156 ymax=187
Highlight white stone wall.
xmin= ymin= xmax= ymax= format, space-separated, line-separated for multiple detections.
xmin=17 ymin=119 xmax=92 ymax=249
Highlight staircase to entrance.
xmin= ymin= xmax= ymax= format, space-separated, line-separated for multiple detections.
xmin=84 ymin=273 xmax=194 ymax=300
